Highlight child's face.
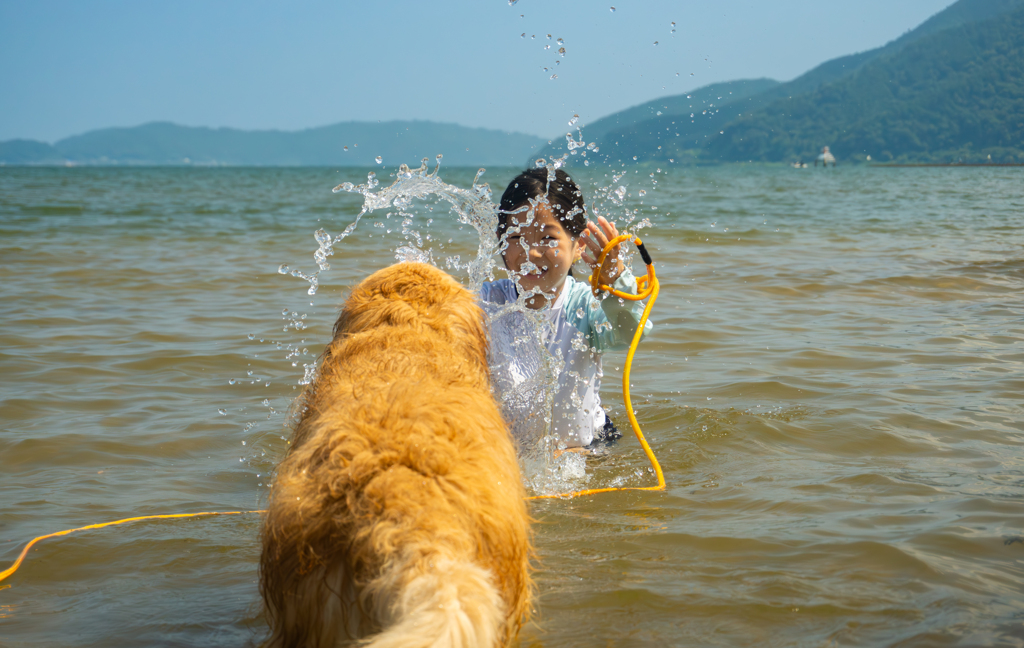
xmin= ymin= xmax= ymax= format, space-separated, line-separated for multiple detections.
xmin=502 ymin=202 xmax=580 ymax=309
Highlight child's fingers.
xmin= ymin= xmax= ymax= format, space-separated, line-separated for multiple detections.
xmin=597 ymin=216 xmax=620 ymax=240
xmin=584 ymin=221 xmax=610 ymax=252
xmin=579 ymin=246 xmax=597 ymax=265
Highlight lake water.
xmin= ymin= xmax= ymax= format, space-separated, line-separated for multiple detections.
xmin=1 ymin=165 xmax=1022 ymax=647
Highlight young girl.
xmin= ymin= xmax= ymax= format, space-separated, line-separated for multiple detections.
xmin=481 ymin=168 xmax=653 ymax=451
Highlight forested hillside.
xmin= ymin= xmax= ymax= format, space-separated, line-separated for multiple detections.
xmin=705 ymin=6 xmax=1024 ymax=163
xmin=542 ymin=0 xmax=1024 ymax=166
xmin=534 ymin=78 xmax=779 ymax=163
xmin=0 ymin=121 xmax=545 ymax=167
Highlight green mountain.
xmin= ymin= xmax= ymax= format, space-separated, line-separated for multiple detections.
xmin=534 ymin=78 xmax=780 ymax=163
xmin=545 ymin=0 xmax=1024 ymax=166
xmin=0 ymin=121 xmax=546 ymax=167
xmin=706 ymin=3 xmax=1024 ymax=163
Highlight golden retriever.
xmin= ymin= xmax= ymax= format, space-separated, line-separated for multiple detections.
xmin=259 ymin=262 xmax=532 ymax=648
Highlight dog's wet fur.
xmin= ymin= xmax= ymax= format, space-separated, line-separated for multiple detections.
xmin=260 ymin=263 xmax=532 ymax=648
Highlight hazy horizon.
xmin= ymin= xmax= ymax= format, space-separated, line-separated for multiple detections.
xmin=2 ymin=0 xmax=955 ymax=143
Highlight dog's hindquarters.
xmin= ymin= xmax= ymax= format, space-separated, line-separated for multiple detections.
xmin=361 ymin=548 xmax=507 ymax=648
xmin=260 ymin=264 xmax=532 ymax=648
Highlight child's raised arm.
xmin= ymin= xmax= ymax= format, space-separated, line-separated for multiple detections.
xmin=571 ymin=217 xmax=653 ymax=351
xmin=579 ymin=216 xmax=625 ymax=285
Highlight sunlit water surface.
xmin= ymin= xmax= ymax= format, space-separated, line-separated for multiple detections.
xmin=1 ymin=165 xmax=1022 ymax=647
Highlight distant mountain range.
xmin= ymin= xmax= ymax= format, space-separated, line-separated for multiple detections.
xmin=4 ymin=0 xmax=1022 ymax=167
xmin=544 ymin=0 xmax=1024 ymax=165
xmin=0 ymin=121 xmax=546 ymax=167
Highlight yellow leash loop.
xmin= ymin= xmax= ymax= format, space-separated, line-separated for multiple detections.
xmin=0 ymin=511 xmax=264 ymax=585
xmin=527 ymin=234 xmax=665 ymax=500
xmin=2 ymin=236 xmax=663 ymax=583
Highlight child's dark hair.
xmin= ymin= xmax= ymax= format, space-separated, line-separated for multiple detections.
xmin=497 ymin=168 xmax=587 ymax=239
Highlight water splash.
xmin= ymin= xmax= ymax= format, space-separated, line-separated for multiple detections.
xmin=284 ymin=153 xmax=650 ymax=495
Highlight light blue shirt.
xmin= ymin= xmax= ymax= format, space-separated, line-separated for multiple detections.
xmin=481 ymin=268 xmax=653 ymax=448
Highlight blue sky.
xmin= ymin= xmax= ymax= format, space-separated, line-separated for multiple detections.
xmin=0 ymin=0 xmax=955 ymax=142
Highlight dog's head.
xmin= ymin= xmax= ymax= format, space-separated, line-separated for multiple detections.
xmin=331 ymin=262 xmax=488 ymax=367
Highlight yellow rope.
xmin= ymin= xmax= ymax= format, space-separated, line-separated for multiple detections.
xmin=527 ymin=234 xmax=665 ymax=500
xmin=1 ymin=237 xmax=663 ymax=583
xmin=0 ymin=511 xmax=264 ymax=585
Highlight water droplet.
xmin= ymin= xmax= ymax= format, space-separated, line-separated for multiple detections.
xmin=277 ymin=264 xmax=289 ymax=274
xmin=508 ymin=0 xmax=518 ymax=5
xmin=653 ymin=41 xmax=659 ymax=46
xmin=609 ymin=6 xmax=616 ymax=11
xmin=228 ymin=379 xmax=236 ymax=385
xmin=638 ymin=190 xmax=646 ymax=197
xmin=550 ymin=74 xmax=557 ymax=80
xmin=521 ymin=32 xmax=525 ymax=38
xmin=535 ymin=158 xmax=547 ymax=168
xmin=558 ymin=47 xmax=566 ymax=56
xmin=218 ymin=408 xmax=227 ymax=415
xmin=375 ymin=155 xmax=383 ymax=164
xmin=568 ymin=114 xmax=579 ymax=126
xmin=247 ymin=333 xmax=255 ymax=340
xmin=633 ymin=156 xmax=638 ymax=161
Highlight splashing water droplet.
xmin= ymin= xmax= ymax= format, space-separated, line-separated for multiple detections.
xmin=550 ymin=73 xmax=557 ymax=80
xmin=609 ymin=6 xmax=616 ymax=11
xmin=277 ymin=264 xmax=289 ymax=274
xmin=247 ymin=333 xmax=255 ymax=340
xmin=343 ymin=145 xmax=348 ymax=151
xmin=535 ymin=158 xmax=547 ymax=168
xmin=375 ymin=156 xmax=383 ymax=164
xmin=218 ymin=408 xmax=227 ymax=415
xmin=653 ymin=41 xmax=659 ymax=46
xmin=558 ymin=47 xmax=566 ymax=57
xmin=568 ymin=114 xmax=579 ymax=126
xmin=228 ymin=379 xmax=236 ymax=385
xmin=508 ymin=0 xmax=518 ymax=5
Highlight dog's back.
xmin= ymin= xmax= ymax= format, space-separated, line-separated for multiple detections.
xmin=260 ymin=263 xmax=532 ymax=648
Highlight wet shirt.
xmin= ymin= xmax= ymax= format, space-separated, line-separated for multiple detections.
xmin=480 ymin=269 xmax=653 ymax=448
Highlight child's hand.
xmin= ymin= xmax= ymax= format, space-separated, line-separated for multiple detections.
xmin=579 ymin=216 xmax=626 ymax=286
